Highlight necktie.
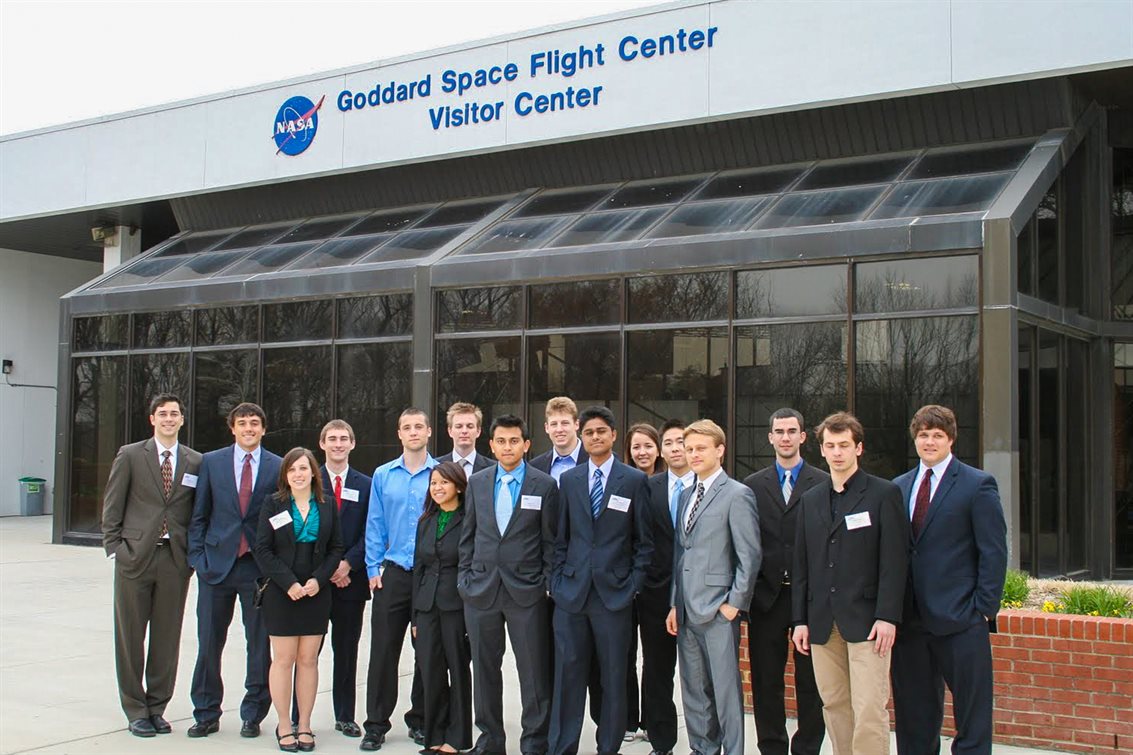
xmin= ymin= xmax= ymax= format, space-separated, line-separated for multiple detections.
xmin=334 ymin=474 xmax=343 ymax=511
xmin=463 ymin=459 xmax=473 ymax=477
xmin=591 ymin=468 xmax=604 ymax=519
xmin=782 ymin=470 xmax=793 ymax=505
xmin=912 ymin=468 xmax=933 ymax=537
xmin=160 ymin=450 xmax=172 ymax=538
xmin=238 ymin=453 xmax=253 ymax=557
xmin=670 ymin=478 xmax=684 ymax=527
xmin=685 ymin=481 xmax=706 ymax=534
xmin=495 ymin=474 xmax=514 ymax=536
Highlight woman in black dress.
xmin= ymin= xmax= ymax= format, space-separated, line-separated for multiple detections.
xmin=412 ymin=461 xmax=471 ymax=754
xmin=254 ymin=447 xmax=343 ymax=752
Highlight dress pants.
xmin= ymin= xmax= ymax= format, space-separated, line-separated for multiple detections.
xmin=329 ymin=594 xmax=367 ymax=723
xmin=113 ymin=544 xmax=191 ymax=721
xmin=190 ymin=553 xmax=272 ymax=724
xmin=637 ymin=584 xmax=678 ymax=753
xmin=417 ymin=607 xmax=472 ymax=749
xmin=586 ymin=605 xmax=641 ymax=734
xmin=677 ymin=612 xmax=745 ymax=755
xmin=363 ymin=564 xmax=424 ymax=737
xmin=748 ymin=588 xmax=824 ymax=755
xmin=810 ymin=623 xmax=891 ymax=755
xmin=892 ymin=618 xmax=994 ymax=755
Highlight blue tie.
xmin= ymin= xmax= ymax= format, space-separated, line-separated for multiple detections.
xmin=495 ymin=474 xmax=514 ymax=536
xmin=670 ymin=478 xmax=684 ymax=527
xmin=590 ymin=468 xmax=604 ymax=519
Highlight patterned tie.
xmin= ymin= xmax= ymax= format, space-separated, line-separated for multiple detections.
xmin=238 ymin=453 xmax=253 ymax=557
xmin=463 ymin=459 xmax=473 ymax=478
xmin=912 ymin=468 xmax=933 ymax=538
xmin=591 ymin=468 xmax=604 ymax=519
xmin=334 ymin=474 xmax=343 ymax=511
xmin=160 ymin=450 xmax=172 ymax=538
xmin=685 ymin=482 xmax=706 ymax=534
xmin=782 ymin=470 xmax=793 ymax=505
xmin=495 ymin=474 xmax=514 ymax=536
xmin=670 ymin=478 xmax=684 ymax=527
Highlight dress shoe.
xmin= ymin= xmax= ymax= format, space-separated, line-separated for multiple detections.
xmin=277 ymin=727 xmax=299 ymax=753
xmin=149 ymin=715 xmax=172 ymax=734
xmin=186 ymin=720 xmax=219 ymax=738
xmin=241 ymin=720 xmax=262 ymax=738
xmin=359 ymin=732 xmax=385 ymax=751
xmin=467 ymin=744 xmax=505 ymax=755
xmin=297 ymin=730 xmax=316 ymax=752
xmin=649 ymin=750 xmax=674 ymax=755
xmin=336 ymin=721 xmax=362 ymax=737
xmin=129 ymin=718 xmax=157 ymax=738
xmin=408 ymin=726 xmax=426 ymax=745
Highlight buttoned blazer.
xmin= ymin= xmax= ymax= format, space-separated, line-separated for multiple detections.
xmin=893 ymin=459 xmax=1007 ymax=635
xmin=529 ymin=448 xmax=590 ymax=476
xmin=743 ymin=463 xmax=829 ymax=613
xmin=457 ymin=465 xmax=559 ymax=609
xmin=188 ymin=445 xmax=283 ymax=585
xmin=792 ymin=470 xmax=908 ymax=644
xmin=253 ymin=493 xmax=344 ymax=590
xmin=438 ymin=451 xmax=496 ymax=474
xmin=671 ymin=472 xmax=761 ymax=625
xmin=102 ymin=438 xmax=202 ymax=579
xmin=323 ymin=466 xmax=373 ymax=602
xmin=643 ymin=472 xmax=676 ymax=592
xmin=551 ymin=459 xmax=654 ymax=613
xmin=413 ymin=507 xmax=465 ymax=613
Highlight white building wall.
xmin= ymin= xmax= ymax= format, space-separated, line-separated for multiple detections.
xmin=0 ymin=249 xmax=101 ymax=516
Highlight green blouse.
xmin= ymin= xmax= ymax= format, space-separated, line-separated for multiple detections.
xmin=290 ymin=497 xmax=320 ymax=543
xmin=436 ymin=507 xmax=458 ymax=538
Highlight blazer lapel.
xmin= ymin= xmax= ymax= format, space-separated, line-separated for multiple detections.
xmin=141 ymin=439 xmax=166 ymax=498
xmin=829 ymin=474 xmax=867 ymax=535
xmin=598 ymin=462 xmax=626 ymax=518
xmin=173 ymin=445 xmax=191 ymax=496
xmin=688 ymin=474 xmax=726 ymax=533
xmin=918 ymin=461 xmax=959 ymax=539
xmin=437 ymin=508 xmax=464 ymax=542
xmin=786 ymin=465 xmax=816 ymax=510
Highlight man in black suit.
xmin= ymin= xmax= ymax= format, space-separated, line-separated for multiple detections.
xmin=549 ymin=406 xmax=653 ymax=755
xmin=458 ymin=415 xmax=560 ymax=755
xmin=438 ymin=402 xmax=495 ymax=477
xmin=530 ymin=396 xmax=587 ymax=483
xmin=792 ymin=412 xmax=908 ymax=755
xmin=891 ymin=405 xmax=1007 ymax=755
xmin=744 ymin=408 xmax=826 ymax=755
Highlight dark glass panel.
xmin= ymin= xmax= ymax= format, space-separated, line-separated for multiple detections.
xmin=756 ymin=186 xmax=885 ymax=229
xmin=157 ymin=250 xmax=250 ymax=280
xmin=152 ymin=230 xmax=233 ymax=257
xmin=261 ymin=346 xmax=332 ymax=454
xmin=736 ymin=265 xmax=847 ymax=319
xmin=361 ymin=226 xmax=467 ymax=263
xmin=435 ymin=337 xmax=521 ymax=458
xmin=602 ymin=177 xmax=702 ymax=209
xmin=344 ymin=207 xmax=430 ymax=236
xmin=871 ymin=174 xmax=1009 ymax=219
xmin=93 ymin=257 xmax=185 ymax=288
xmin=514 ymin=187 xmax=613 ymax=217
xmin=192 ymin=349 xmax=258 ymax=452
xmin=527 ymin=332 xmax=621 ymax=457
xmin=1017 ymin=219 xmax=1035 ymax=297
xmin=222 ymin=242 xmax=320 ymax=276
xmin=854 ymin=315 xmax=979 ymax=480
xmin=647 ymin=198 xmax=770 ymax=238
xmin=695 ymin=167 xmax=803 ymax=200
xmin=1036 ymin=186 xmax=1059 ymax=303
xmin=437 ymin=287 xmax=520 ymax=332
xmin=73 ymin=315 xmax=129 ymax=352
xmin=627 ymin=272 xmax=728 ymax=324
xmin=1036 ymin=331 xmax=1060 ymax=576
xmin=69 ymin=356 xmax=127 ymax=534
xmin=195 ymin=306 xmax=260 ymax=346
xmin=292 ymin=235 xmax=391 ymax=269
xmin=1114 ymin=148 xmax=1133 ymax=320
xmin=423 ymin=198 xmax=503 ymax=227
xmin=1065 ymin=337 xmax=1088 ymax=574
xmin=337 ymin=342 xmax=413 ymax=473
xmin=855 ymin=256 xmax=978 ymax=313
xmin=128 ymin=352 xmax=191 ymax=443
xmin=263 ymin=300 xmax=333 ymax=343
xmin=132 ymin=311 xmax=192 ymax=349
xmin=529 ymin=279 xmax=620 ymax=328
xmin=276 ymin=215 xmax=363 ymax=243
xmin=549 ymin=208 xmax=665 ymax=247
xmin=1115 ymin=343 xmax=1133 ymax=570
xmin=908 ymin=141 xmax=1033 ymax=179
xmin=338 ymin=294 xmax=413 ymax=338
xmin=212 ymin=223 xmax=294 ymax=251
xmin=796 ymin=155 xmax=912 ymax=190
xmin=1018 ymin=325 xmax=1033 ymax=572
xmin=734 ymin=322 xmax=848 ymax=477
xmin=1062 ymin=143 xmax=1087 ymax=312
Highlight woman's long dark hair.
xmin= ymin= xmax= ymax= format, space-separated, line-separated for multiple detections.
xmin=421 ymin=461 xmax=468 ymax=519
xmin=276 ymin=447 xmax=324 ymax=503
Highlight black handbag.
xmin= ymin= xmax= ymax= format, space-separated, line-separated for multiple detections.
xmin=253 ymin=577 xmax=271 ymax=608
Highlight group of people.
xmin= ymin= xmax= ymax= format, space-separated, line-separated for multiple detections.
xmin=102 ymin=391 xmax=1007 ymax=755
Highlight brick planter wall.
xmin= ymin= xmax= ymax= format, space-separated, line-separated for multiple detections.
xmin=739 ymin=611 xmax=1133 ymax=753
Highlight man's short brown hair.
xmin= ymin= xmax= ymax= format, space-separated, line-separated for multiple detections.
xmin=446 ymin=402 xmax=483 ymax=428
xmin=909 ymin=404 xmax=957 ymax=441
xmin=320 ymin=419 xmax=355 ymax=443
xmin=227 ymin=402 xmax=266 ymax=428
xmin=544 ymin=396 xmax=578 ymax=420
xmin=815 ymin=412 xmax=864 ymax=446
xmin=683 ymin=419 xmax=726 ymax=447
xmin=398 ymin=407 xmax=430 ymax=428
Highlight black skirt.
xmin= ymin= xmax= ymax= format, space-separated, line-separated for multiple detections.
xmin=262 ymin=542 xmax=332 ymax=636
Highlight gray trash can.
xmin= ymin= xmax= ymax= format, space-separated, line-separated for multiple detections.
xmin=18 ymin=477 xmax=46 ymax=516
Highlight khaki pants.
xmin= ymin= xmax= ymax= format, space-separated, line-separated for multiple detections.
xmin=810 ymin=623 xmax=891 ymax=755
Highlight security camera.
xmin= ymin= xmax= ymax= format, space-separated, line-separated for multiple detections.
xmin=91 ymin=226 xmax=117 ymax=243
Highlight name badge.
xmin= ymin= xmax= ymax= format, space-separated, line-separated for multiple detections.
xmin=269 ymin=510 xmax=293 ymax=530
xmin=181 ymin=473 xmax=198 ymax=488
xmin=341 ymin=487 xmax=360 ymax=502
xmin=845 ymin=512 xmax=872 ymax=530
xmin=608 ymin=495 xmax=631 ymax=513
xmin=521 ymin=495 xmax=542 ymax=511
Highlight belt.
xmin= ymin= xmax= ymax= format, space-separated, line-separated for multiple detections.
xmin=382 ymin=560 xmax=411 ymax=572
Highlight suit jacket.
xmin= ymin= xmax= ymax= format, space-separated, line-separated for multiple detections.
xmin=323 ymin=466 xmax=372 ymax=602
xmin=643 ymin=472 xmax=676 ymax=592
xmin=671 ymin=472 xmax=762 ymax=625
xmin=102 ymin=438 xmax=202 ymax=579
xmin=457 ymin=464 xmax=560 ymax=610
xmin=530 ymin=447 xmax=589 ymax=477
xmin=743 ymin=462 xmax=829 ymax=613
xmin=438 ymin=451 xmax=495 ymax=475
xmin=253 ymin=493 xmax=344 ymax=590
xmin=893 ymin=459 xmax=1007 ymax=636
xmin=793 ymin=470 xmax=908 ymax=644
xmin=413 ymin=506 xmax=465 ymax=613
xmin=552 ymin=459 xmax=654 ymax=613
xmin=188 ymin=445 xmax=283 ymax=585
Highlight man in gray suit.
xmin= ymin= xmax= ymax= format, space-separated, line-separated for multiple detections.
xmin=666 ymin=419 xmax=761 ymax=755
xmin=102 ymin=393 xmax=202 ymax=737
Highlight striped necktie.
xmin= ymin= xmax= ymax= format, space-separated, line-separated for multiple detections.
xmin=591 ymin=468 xmax=604 ymax=519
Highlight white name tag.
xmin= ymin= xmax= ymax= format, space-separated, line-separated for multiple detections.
xmin=845 ymin=511 xmax=872 ymax=530
xmin=341 ymin=487 xmax=360 ymax=502
xmin=521 ymin=495 xmax=542 ymax=511
xmin=269 ymin=510 xmax=293 ymax=530
xmin=181 ymin=473 xmax=198 ymax=488
xmin=608 ymin=495 xmax=631 ymax=513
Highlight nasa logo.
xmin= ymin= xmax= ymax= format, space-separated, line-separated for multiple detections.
xmin=272 ymin=94 xmax=325 ymax=156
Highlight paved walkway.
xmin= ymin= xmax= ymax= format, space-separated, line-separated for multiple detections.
xmin=0 ymin=516 xmax=1067 ymax=754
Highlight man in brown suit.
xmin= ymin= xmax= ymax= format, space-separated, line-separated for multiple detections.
xmin=102 ymin=393 xmax=202 ymax=737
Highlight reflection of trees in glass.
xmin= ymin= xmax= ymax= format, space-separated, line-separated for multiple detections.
xmin=338 ymin=294 xmax=413 ymax=338
xmin=1036 ymin=186 xmax=1059 ymax=302
xmin=263 ymin=300 xmax=333 ymax=342
xmin=129 ymin=353 xmax=190 ymax=442
xmin=629 ymin=272 xmax=728 ymax=323
xmin=337 ymin=342 xmax=412 ymax=472
xmin=196 ymin=306 xmax=259 ymax=346
xmin=529 ymin=280 xmax=620 ymax=328
xmin=736 ymin=266 xmax=847 ymax=319
xmin=436 ymin=338 xmax=521 ymax=456
xmin=70 ymin=356 xmax=127 ymax=533
xmin=855 ymin=259 xmax=977 ymax=313
xmin=262 ymin=346 xmax=333 ymax=454
xmin=73 ymin=315 xmax=129 ymax=351
xmin=1113 ymin=148 xmax=1133 ymax=319
xmin=133 ymin=311 xmax=191 ymax=349
xmin=437 ymin=288 xmax=520 ymax=332
xmin=192 ymin=350 xmax=259 ymax=452
xmin=626 ymin=328 xmax=727 ymax=430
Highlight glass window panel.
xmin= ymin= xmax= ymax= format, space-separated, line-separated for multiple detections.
xmin=549 ymin=208 xmax=665 ymax=247
xmin=459 ymin=217 xmax=570 ymax=255
xmin=1114 ymin=343 xmax=1133 ymax=570
xmin=192 ymin=349 xmax=258 ymax=451
xmin=734 ymin=322 xmax=848 ymax=477
xmin=292 ymin=235 xmax=392 ymax=269
xmin=1062 ymin=141 xmax=1087 ymax=313
xmin=756 ymin=186 xmax=885 ymax=229
xmin=514 ymin=187 xmax=613 ymax=217
xmin=69 ymin=355 xmax=127 ymax=534
xmin=1018 ymin=325 xmax=1033 ymax=571
xmin=648 ymin=198 xmax=770 ymax=238
xmin=212 ymin=223 xmax=294 ymax=251
xmin=261 ymin=345 xmax=333 ymax=454
xmin=337 ymin=342 xmax=413 ymax=472
xmin=1065 ymin=337 xmax=1088 ymax=574
xmin=263 ymin=299 xmax=333 ymax=342
xmin=796 ymin=155 xmax=912 ymax=190
xmin=871 ymin=173 xmax=1010 ymax=219
xmin=1036 ymin=186 xmax=1059 ymax=303
xmin=344 ymin=207 xmax=430 ymax=236
xmin=151 ymin=230 xmax=232 ymax=257
xmin=73 ymin=315 xmax=129 ymax=351
xmin=1036 ymin=330 xmax=1060 ymax=575
xmin=133 ymin=310 xmax=192 ymax=349
xmin=437 ymin=287 xmax=520 ymax=332
xmin=93 ymin=257 xmax=185 ymax=288
xmin=361 ymin=226 xmax=467 ymax=264
xmin=196 ymin=306 xmax=260 ymax=346
xmin=156 ymin=250 xmax=250 ymax=281
xmin=628 ymin=272 xmax=728 ymax=324
xmin=603 ymin=177 xmax=703 ymax=209
xmin=1114 ymin=147 xmax=1133 ymax=320
xmin=338 ymin=294 xmax=413 ymax=338
xmin=527 ymin=332 xmax=621 ymax=457
xmin=736 ymin=265 xmax=847 ymax=319
xmin=1017 ymin=218 xmax=1035 ymax=297
xmin=435 ymin=337 xmax=521 ymax=458
xmin=129 ymin=352 xmax=191 ymax=443
xmin=695 ymin=167 xmax=803 ymax=200
xmin=529 ymin=279 xmax=620 ymax=328
xmin=855 ymin=256 xmax=978 ymax=313
xmin=221 ymin=242 xmax=320 ymax=276
xmin=422 ymin=198 xmax=504 ymax=227
xmin=275 ymin=215 xmax=363 ymax=244
xmin=854 ymin=315 xmax=979 ymax=480
xmin=627 ymin=326 xmax=728 ymax=435
xmin=909 ymin=141 xmax=1033 ymax=179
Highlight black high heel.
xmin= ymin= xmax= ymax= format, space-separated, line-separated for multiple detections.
xmin=296 ymin=730 xmax=316 ymax=752
xmin=276 ymin=727 xmax=299 ymax=753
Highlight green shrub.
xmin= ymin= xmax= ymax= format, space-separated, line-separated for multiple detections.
xmin=1056 ymin=585 xmax=1133 ymax=618
xmin=1001 ymin=569 xmax=1030 ymax=610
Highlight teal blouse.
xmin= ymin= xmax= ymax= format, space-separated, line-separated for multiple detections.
xmin=290 ymin=497 xmax=320 ymax=543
